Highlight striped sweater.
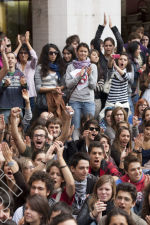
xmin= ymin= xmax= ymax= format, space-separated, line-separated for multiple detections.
xmin=107 ymin=69 xmax=131 ymax=104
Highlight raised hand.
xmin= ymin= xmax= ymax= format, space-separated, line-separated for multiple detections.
xmin=103 ymin=13 xmax=107 ymax=26
xmin=45 ymin=144 xmax=56 ymax=161
xmin=25 ymin=31 xmax=30 ymax=43
xmin=133 ymin=116 xmax=141 ymax=127
xmin=92 ymin=200 xmax=107 ymax=219
xmin=0 ymin=114 xmax=5 ymax=131
xmin=4 ymin=78 xmax=11 ymax=87
xmin=54 ymin=140 xmax=64 ymax=158
xmin=1 ymin=142 xmax=13 ymax=162
xmin=0 ymin=39 xmax=6 ymax=53
xmin=109 ymin=15 xmax=113 ymax=28
xmin=134 ymin=134 xmax=144 ymax=150
xmin=22 ymin=89 xmax=29 ymax=102
xmin=17 ymin=34 xmax=22 ymax=46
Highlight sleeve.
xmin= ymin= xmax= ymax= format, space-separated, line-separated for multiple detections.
xmin=93 ymin=25 xmax=105 ymax=54
xmin=22 ymin=107 xmax=32 ymax=132
xmin=34 ymin=65 xmax=42 ymax=93
xmin=111 ymin=26 xmax=124 ymax=54
xmin=30 ymin=49 xmax=38 ymax=69
xmin=65 ymin=64 xmax=81 ymax=89
xmin=77 ymin=199 xmax=95 ymax=225
xmin=12 ymin=206 xmax=24 ymax=224
xmin=88 ymin=64 xmax=98 ymax=89
xmin=107 ymin=161 xmax=121 ymax=177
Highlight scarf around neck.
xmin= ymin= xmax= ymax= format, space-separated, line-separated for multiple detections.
xmin=49 ymin=62 xmax=61 ymax=79
xmin=72 ymin=59 xmax=91 ymax=69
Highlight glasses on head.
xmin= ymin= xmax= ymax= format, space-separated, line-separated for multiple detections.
xmin=34 ymin=134 xmax=45 ymax=138
xmin=89 ymin=127 xmax=99 ymax=132
xmin=49 ymin=51 xmax=58 ymax=56
xmin=139 ymin=104 xmax=147 ymax=107
xmin=19 ymin=52 xmax=28 ymax=55
xmin=6 ymin=44 xmax=11 ymax=48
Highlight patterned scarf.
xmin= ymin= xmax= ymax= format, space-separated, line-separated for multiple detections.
xmin=72 ymin=59 xmax=91 ymax=69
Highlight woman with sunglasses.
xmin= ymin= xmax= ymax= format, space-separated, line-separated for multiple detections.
xmin=14 ymin=31 xmax=38 ymax=112
xmin=35 ymin=43 xmax=65 ymax=115
xmin=65 ymin=42 xmax=97 ymax=140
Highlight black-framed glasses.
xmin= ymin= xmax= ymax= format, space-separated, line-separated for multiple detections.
xmin=49 ymin=51 xmax=58 ymax=56
xmin=34 ymin=134 xmax=46 ymax=138
xmin=89 ymin=127 xmax=99 ymax=132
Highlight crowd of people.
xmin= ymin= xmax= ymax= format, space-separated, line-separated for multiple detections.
xmin=1 ymin=13 xmax=150 ymax=225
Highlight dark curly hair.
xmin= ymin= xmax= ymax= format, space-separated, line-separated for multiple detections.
xmin=38 ymin=43 xmax=65 ymax=77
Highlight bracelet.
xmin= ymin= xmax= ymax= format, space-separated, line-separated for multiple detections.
xmin=7 ymin=161 xmax=15 ymax=167
xmin=60 ymin=165 xmax=67 ymax=169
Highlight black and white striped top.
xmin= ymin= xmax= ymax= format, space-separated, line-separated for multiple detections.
xmin=107 ymin=69 xmax=130 ymax=104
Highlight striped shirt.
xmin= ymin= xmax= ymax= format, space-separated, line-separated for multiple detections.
xmin=107 ymin=69 xmax=130 ymax=104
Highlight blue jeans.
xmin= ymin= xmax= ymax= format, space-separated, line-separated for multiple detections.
xmin=69 ymin=101 xmax=95 ymax=129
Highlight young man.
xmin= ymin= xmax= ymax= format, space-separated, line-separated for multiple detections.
xmin=0 ymin=52 xmax=26 ymax=122
xmin=116 ymin=154 xmax=150 ymax=214
xmin=13 ymin=170 xmax=54 ymax=224
xmin=70 ymin=152 xmax=97 ymax=216
xmin=11 ymin=107 xmax=49 ymax=158
xmin=88 ymin=141 xmax=120 ymax=177
xmin=99 ymin=183 xmax=146 ymax=225
xmin=75 ymin=119 xmax=100 ymax=153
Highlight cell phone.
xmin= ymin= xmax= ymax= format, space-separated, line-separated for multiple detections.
xmin=112 ymin=54 xmax=120 ymax=59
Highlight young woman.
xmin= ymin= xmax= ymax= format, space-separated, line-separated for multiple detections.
xmin=105 ymin=208 xmax=136 ymax=225
xmin=65 ymin=42 xmax=97 ymax=140
xmin=35 ymin=43 xmax=65 ymax=116
xmin=140 ymin=54 xmax=150 ymax=105
xmin=46 ymin=141 xmax=75 ymax=205
xmin=24 ymin=195 xmax=50 ymax=225
xmin=139 ymin=107 xmax=150 ymax=133
xmin=111 ymin=127 xmax=132 ymax=170
xmin=93 ymin=14 xmax=124 ymax=108
xmin=14 ymin=31 xmax=38 ymax=111
xmin=128 ymin=98 xmax=149 ymax=126
xmin=127 ymin=41 xmax=144 ymax=108
xmin=99 ymin=107 xmax=113 ymax=132
xmin=77 ymin=175 xmax=116 ymax=225
xmin=62 ymin=45 xmax=76 ymax=68
xmin=89 ymin=49 xmax=104 ymax=119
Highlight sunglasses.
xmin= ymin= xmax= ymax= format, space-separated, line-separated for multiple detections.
xmin=89 ymin=127 xmax=99 ymax=132
xmin=49 ymin=51 xmax=58 ymax=56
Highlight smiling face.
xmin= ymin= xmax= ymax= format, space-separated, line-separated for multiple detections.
xmin=97 ymin=182 xmax=112 ymax=202
xmin=48 ymin=123 xmax=61 ymax=139
xmin=7 ymin=53 xmax=17 ymax=69
xmin=87 ymin=124 xmax=99 ymax=141
xmin=48 ymin=166 xmax=64 ymax=189
xmin=119 ymin=130 xmax=130 ymax=148
xmin=24 ymin=202 xmax=41 ymax=225
xmin=33 ymin=129 xmax=46 ymax=150
xmin=118 ymin=55 xmax=128 ymax=70
xmin=77 ymin=46 xmax=89 ymax=61
xmin=127 ymin=162 xmax=142 ymax=183
xmin=63 ymin=49 xmax=72 ymax=62
xmin=89 ymin=147 xmax=104 ymax=170
xmin=71 ymin=160 xmax=89 ymax=182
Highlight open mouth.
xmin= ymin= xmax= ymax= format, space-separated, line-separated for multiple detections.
xmin=94 ymin=160 xmax=100 ymax=164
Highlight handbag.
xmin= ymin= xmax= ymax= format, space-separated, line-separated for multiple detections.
xmin=36 ymin=93 xmax=48 ymax=110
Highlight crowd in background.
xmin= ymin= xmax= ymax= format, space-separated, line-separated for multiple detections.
xmin=1 ymin=13 xmax=150 ymax=225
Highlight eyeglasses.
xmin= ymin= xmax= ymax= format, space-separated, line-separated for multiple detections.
xmin=33 ymin=134 xmax=46 ymax=138
xmin=139 ymin=104 xmax=147 ymax=107
xmin=19 ymin=52 xmax=28 ymax=55
xmin=89 ymin=127 xmax=99 ymax=132
xmin=49 ymin=51 xmax=58 ymax=56
xmin=6 ymin=44 xmax=11 ymax=47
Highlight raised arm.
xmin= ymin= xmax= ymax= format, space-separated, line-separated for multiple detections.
xmin=10 ymin=107 xmax=26 ymax=154
xmin=109 ymin=16 xmax=124 ymax=54
xmin=0 ymin=40 xmax=9 ymax=81
xmin=55 ymin=140 xmax=75 ymax=198
xmin=13 ymin=34 xmax=22 ymax=56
